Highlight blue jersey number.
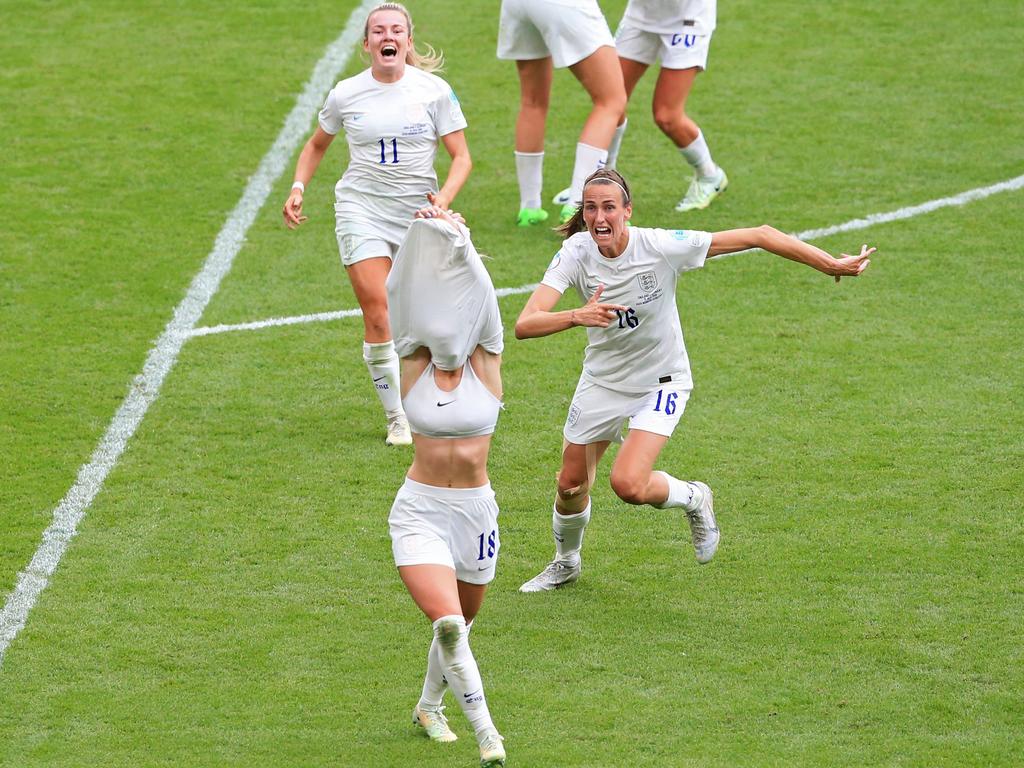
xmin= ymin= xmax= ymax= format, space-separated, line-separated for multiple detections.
xmin=477 ymin=530 xmax=497 ymax=560
xmin=378 ymin=138 xmax=399 ymax=164
xmin=653 ymin=390 xmax=679 ymax=416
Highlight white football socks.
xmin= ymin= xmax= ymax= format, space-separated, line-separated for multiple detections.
xmin=553 ymin=501 xmax=591 ymax=563
xmin=418 ymin=619 xmax=474 ymax=709
xmin=362 ymin=340 xmax=402 ymax=417
xmin=514 ymin=151 xmax=544 ymax=209
xmin=433 ymin=615 xmax=496 ymax=739
xmin=679 ymin=130 xmax=718 ymax=179
xmin=653 ymin=470 xmax=705 ymax=512
xmin=568 ymin=142 xmax=609 ymax=205
xmin=605 ymin=119 xmax=628 ymax=169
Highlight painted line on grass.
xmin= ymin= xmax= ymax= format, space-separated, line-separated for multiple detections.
xmin=0 ymin=0 xmax=378 ymax=667
xmin=187 ymin=173 xmax=1024 ymax=338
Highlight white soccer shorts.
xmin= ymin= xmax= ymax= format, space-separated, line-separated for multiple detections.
xmin=497 ymin=0 xmax=615 ymax=69
xmin=389 ymin=477 xmax=500 ymax=585
xmin=563 ymin=378 xmax=691 ymax=445
xmin=615 ymin=22 xmax=712 ymax=70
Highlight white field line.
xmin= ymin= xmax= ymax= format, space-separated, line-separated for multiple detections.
xmin=187 ymin=173 xmax=1024 ymax=338
xmin=0 ymin=0 xmax=378 ymax=667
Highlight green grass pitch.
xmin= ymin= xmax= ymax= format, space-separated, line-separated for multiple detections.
xmin=1 ymin=1 xmax=1022 ymax=766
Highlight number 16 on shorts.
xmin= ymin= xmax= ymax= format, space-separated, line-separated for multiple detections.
xmin=629 ymin=385 xmax=691 ymax=437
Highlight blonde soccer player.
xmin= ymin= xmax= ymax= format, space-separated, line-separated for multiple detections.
xmin=553 ymin=0 xmax=728 ymax=212
xmin=386 ymin=208 xmax=507 ymax=767
xmin=283 ymin=2 xmax=471 ymax=446
xmin=517 ymin=169 xmax=873 ymax=591
xmin=497 ymin=0 xmax=627 ymax=226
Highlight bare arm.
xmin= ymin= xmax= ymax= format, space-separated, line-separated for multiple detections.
xmin=399 ymin=347 xmax=431 ymax=399
xmin=427 ymin=129 xmax=472 ymax=211
xmin=469 ymin=346 xmax=502 ymax=400
xmin=709 ymin=225 xmax=874 ymax=282
xmin=282 ymin=127 xmax=335 ymax=229
xmin=514 ymin=284 xmax=627 ymax=340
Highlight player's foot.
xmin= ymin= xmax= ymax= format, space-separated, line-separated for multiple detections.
xmin=516 ymin=207 xmax=549 ymax=227
xmin=559 ymin=203 xmax=578 ymax=224
xmin=675 ymin=167 xmax=728 ymax=212
xmin=385 ymin=413 xmax=412 ymax=446
xmin=552 ymin=186 xmax=572 ymax=206
xmin=478 ymin=730 xmax=506 ymax=767
xmin=519 ymin=556 xmax=581 ymax=592
xmin=412 ymin=704 xmax=458 ymax=743
xmin=686 ymin=481 xmax=720 ymax=563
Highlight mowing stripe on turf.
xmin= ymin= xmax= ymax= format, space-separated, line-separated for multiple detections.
xmin=0 ymin=0 xmax=378 ymax=667
xmin=186 ymin=172 xmax=1024 ymax=338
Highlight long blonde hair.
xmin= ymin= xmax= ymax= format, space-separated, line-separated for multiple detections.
xmin=364 ymin=2 xmax=444 ymax=73
xmin=555 ymin=169 xmax=633 ymax=238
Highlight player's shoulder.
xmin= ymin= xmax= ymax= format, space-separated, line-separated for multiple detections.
xmin=406 ymin=66 xmax=453 ymax=93
xmin=330 ymin=68 xmax=373 ymax=99
xmin=561 ymin=231 xmax=597 ymax=257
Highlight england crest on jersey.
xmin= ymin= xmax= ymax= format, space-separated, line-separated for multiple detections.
xmin=637 ymin=270 xmax=658 ymax=294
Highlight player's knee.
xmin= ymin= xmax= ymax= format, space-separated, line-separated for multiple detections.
xmin=594 ymin=90 xmax=627 ymax=118
xmin=609 ymin=469 xmax=647 ymax=505
xmin=361 ymin=304 xmax=389 ymax=339
xmin=556 ymin=475 xmax=590 ymax=513
xmin=652 ymin=106 xmax=682 ymax=135
xmin=434 ymin=616 xmax=464 ymax=655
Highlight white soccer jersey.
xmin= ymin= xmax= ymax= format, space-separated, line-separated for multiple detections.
xmin=319 ymin=67 xmax=467 ymax=244
xmin=541 ymin=227 xmax=711 ymax=393
xmin=387 ymin=218 xmax=503 ymax=371
xmin=622 ymin=0 xmax=717 ymax=35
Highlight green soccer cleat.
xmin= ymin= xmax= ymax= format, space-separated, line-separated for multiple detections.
xmin=675 ymin=166 xmax=729 ymax=212
xmin=412 ymin=704 xmax=458 ymax=743
xmin=516 ymin=207 xmax=549 ymax=227
xmin=559 ymin=203 xmax=579 ymax=224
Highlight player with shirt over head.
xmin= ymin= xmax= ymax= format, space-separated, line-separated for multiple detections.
xmin=386 ymin=207 xmax=507 ymax=767
xmin=283 ymin=2 xmax=471 ymax=446
xmin=517 ymin=169 xmax=874 ymax=592
xmin=553 ymin=0 xmax=728 ymax=213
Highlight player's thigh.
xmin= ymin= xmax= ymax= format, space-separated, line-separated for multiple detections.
xmin=569 ymin=44 xmax=626 ymax=107
xmin=652 ymin=65 xmax=700 ymax=114
xmin=532 ymin=0 xmax=614 ymax=69
xmin=345 ymin=254 xmax=392 ymax=311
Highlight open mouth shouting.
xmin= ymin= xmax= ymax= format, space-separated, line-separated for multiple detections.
xmin=381 ymin=42 xmax=399 ymax=60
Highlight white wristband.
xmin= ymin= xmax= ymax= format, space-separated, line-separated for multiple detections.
xmin=291 ymin=181 xmax=305 ymax=194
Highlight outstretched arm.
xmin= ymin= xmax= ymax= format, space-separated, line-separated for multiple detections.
xmin=709 ymin=225 xmax=873 ymax=282
xmin=515 ymin=284 xmax=628 ymax=340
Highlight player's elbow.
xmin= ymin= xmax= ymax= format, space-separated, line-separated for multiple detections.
xmin=514 ymin=319 xmax=529 ymax=340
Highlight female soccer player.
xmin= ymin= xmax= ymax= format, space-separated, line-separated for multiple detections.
xmin=517 ymin=169 xmax=873 ymax=592
xmin=553 ymin=0 xmax=728 ymax=212
xmin=497 ymin=0 xmax=627 ymax=225
xmin=385 ymin=210 xmax=506 ymax=766
xmin=283 ymin=2 xmax=471 ymax=446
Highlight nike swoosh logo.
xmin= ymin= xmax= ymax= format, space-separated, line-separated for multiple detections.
xmin=436 ymin=400 xmax=456 ymax=407
xmin=373 ymin=376 xmax=386 ymax=382
xmin=477 ymin=565 xmax=489 ymax=571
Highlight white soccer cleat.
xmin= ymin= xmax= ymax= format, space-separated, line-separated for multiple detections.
xmin=686 ymin=481 xmax=720 ymax=563
xmin=675 ymin=166 xmax=729 ymax=212
xmin=519 ymin=557 xmax=581 ymax=592
xmin=385 ymin=413 xmax=412 ymax=446
xmin=478 ymin=730 xmax=506 ymax=767
xmin=552 ymin=186 xmax=572 ymax=206
xmin=412 ymin=704 xmax=458 ymax=743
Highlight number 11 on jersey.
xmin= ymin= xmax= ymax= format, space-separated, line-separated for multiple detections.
xmin=378 ymin=138 xmax=399 ymax=164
